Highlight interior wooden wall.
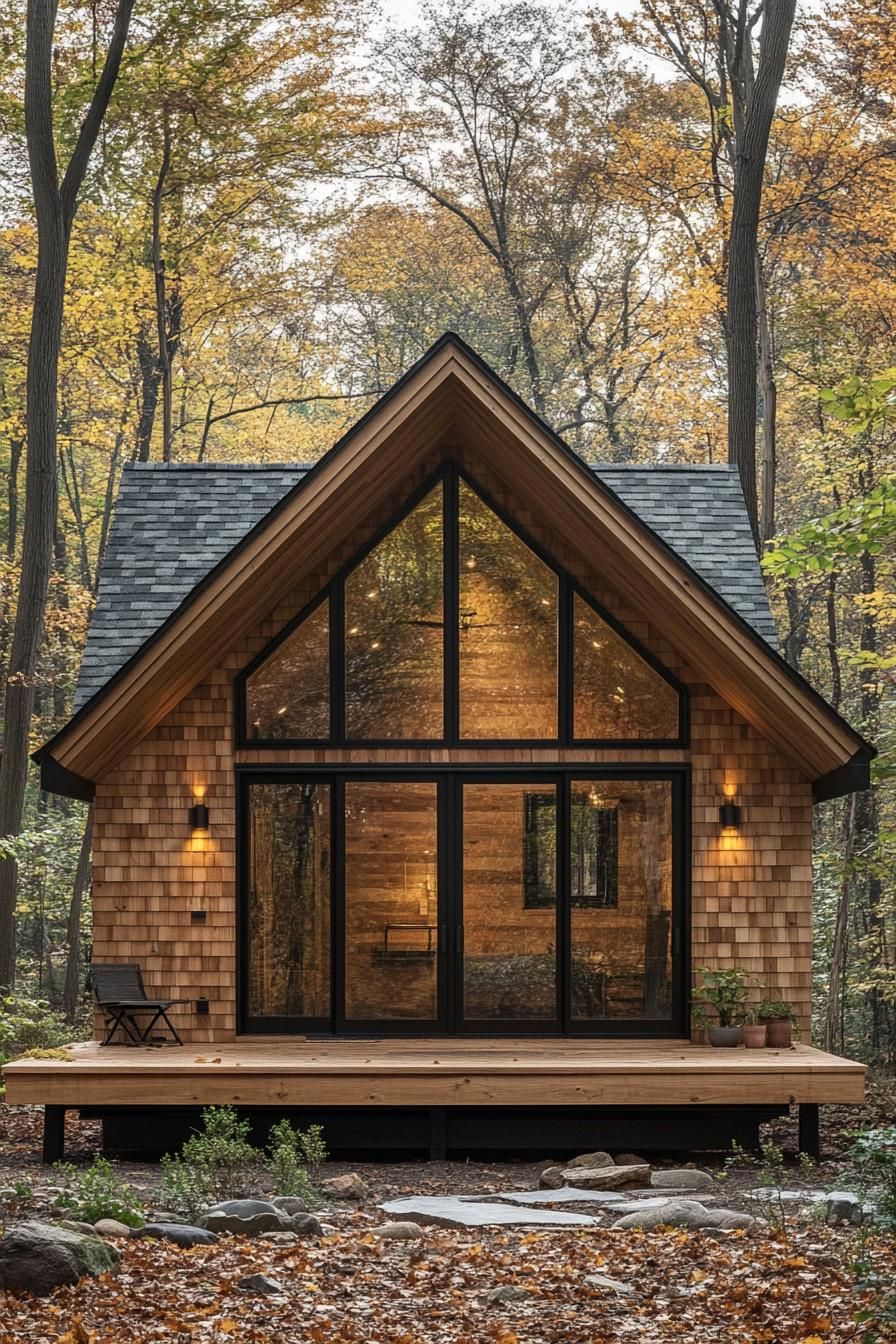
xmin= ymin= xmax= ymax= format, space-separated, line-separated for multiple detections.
xmin=90 ymin=452 xmax=814 ymax=1042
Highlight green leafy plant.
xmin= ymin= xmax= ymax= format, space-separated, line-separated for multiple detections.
xmin=691 ymin=967 xmax=761 ymax=1028
xmin=720 ymin=1138 xmax=814 ymax=1243
xmin=160 ymin=1106 xmax=262 ymax=1218
xmin=757 ymin=998 xmax=801 ymax=1040
xmin=267 ymin=1119 xmax=327 ymax=1201
xmin=52 ymin=1156 xmax=143 ymax=1228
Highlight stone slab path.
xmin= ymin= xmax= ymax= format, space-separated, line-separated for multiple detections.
xmin=379 ymin=1196 xmax=597 ymax=1229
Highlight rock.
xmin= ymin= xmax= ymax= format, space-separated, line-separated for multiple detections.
xmin=614 ymin=1153 xmax=647 ymax=1168
xmin=56 ymin=1220 xmax=100 ymax=1237
xmin=481 ymin=1285 xmax=532 ymax=1306
xmin=612 ymin=1195 xmax=717 ymax=1214
xmin=538 ymin=1166 xmax=565 ymax=1189
xmin=0 ymin=1221 xmax=120 ymax=1297
xmin=651 ymin=1169 xmax=714 ymax=1190
xmin=320 ymin=1173 xmax=369 ymax=1201
xmin=93 ymin=1218 xmax=136 ymax=1239
xmin=372 ymin=1221 xmax=424 ymax=1240
xmin=380 ymin=1196 xmax=596 ymax=1229
xmin=259 ymin=1231 xmax=298 ymax=1246
xmin=272 ymin=1196 xmax=308 ymax=1216
xmin=138 ymin=1223 xmax=218 ymax=1247
xmin=567 ymin=1151 xmax=614 ymax=1170
xmin=149 ymin=1211 xmax=188 ymax=1224
xmin=238 ymin=1273 xmax=286 ymax=1296
xmin=558 ymin=1164 xmax=650 ymax=1190
xmin=586 ymin=1273 xmax=637 ymax=1295
xmin=200 ymin=1199 xmax=292 ymax=1235
xmin=826 ymin=1192 xmax=864 ymax=1225
xmin=475 ymin=1188 xmax=623 ymax=1206
xmin=612 ymin=1199 xmax=757 ymax=1231
xmin=289 ymin=1213 xmax=323 ymax=1238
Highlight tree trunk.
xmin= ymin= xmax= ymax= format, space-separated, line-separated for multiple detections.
xmin=134 ymin=331 xmax=161 ymax=461
xmin=824 ymin=794 xmax=855 ymax=1054
xmin=62 ymin=807 xmax=92 ymax=1022
xmin=5 ymin=436 xmax=22 ymax=559
xmin=151 ymin=112 xmax=174 ymax=461
xmin=0 ymin=0 xmax=133 ymax=989
xmin=756 ymin=251 xmax=777 ymax=544
xmin=726 ymin=0 xmax=795 ymax=544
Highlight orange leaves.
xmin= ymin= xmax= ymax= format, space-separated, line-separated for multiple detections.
xmin=55 ymin=1322 xmax=92 ymax=1344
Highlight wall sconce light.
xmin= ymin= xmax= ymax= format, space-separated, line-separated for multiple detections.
xmin=189 ymin=803 xmax=209 ymax=832
xmin=719 ymin=800 xmax=741 ymax=832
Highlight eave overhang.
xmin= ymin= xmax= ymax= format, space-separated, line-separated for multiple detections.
xmin=34 ymin=333 xmax=875 ymax=802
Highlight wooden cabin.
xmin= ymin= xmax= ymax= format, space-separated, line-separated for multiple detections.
xmin=4 ymin=335 xmax=869 ymax=1159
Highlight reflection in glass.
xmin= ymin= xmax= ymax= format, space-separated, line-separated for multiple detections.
xmin=248 ymin=783 xmax=331 ymax=1019
xmin=574 ymin=595 xmax=679 ymax=740
xmin=344 ymin=781 xmax=438 ymax=1020
xmin=569 ymin=779 xmax=672 ymax=1020
xmin=245 ymin=600 xmax=330 ymax=740
xmin=459 ymin=481 xmax=557 ymax=739
xmin=462 ymin=782 xmax=557 ymax=1020
xmin=346 ymin=485 xmax=443 ymax=739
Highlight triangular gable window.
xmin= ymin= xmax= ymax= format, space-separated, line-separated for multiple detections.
xmin=240 ymin=468 xmax=684 ymax=745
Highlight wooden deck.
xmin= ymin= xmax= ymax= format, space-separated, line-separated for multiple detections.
xmin=2 ymin=1037 xmax=866 ymax=1109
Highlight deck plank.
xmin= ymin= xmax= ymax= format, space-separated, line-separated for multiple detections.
xmin=2 ymin=1039 xmax=866 ymax=1108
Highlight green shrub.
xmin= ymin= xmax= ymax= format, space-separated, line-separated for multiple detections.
xmin=267 ymin=1119 xmax=327 ymax=1201
xmin=52 ymin=1156 xmax=143 ymax=1228
xmin=160 ymin=1106 xmax=262 ymax=1218
xmin=0 ymin=993 xmax=79 ymax=1060
xmin=849 ymin=1126 xmax=896 ymax=1228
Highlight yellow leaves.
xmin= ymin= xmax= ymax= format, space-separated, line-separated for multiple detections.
xmin=689 ymin=1268 xmax=707 ymax=1283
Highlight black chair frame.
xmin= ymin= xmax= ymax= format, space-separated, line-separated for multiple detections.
xmin=90 ymin=962 xmax=187 ymax=1046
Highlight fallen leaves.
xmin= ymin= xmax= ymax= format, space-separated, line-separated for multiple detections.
xmin=0 ymin=1218 xmax=892 ymax=1344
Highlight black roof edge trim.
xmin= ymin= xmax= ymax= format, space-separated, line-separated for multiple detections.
xmin=36 ymin=750 xmax=95 ymax=803
xmin=812 ymin=749 xmax=874 ymax=804
xmin=38 ymin=331 xmax=874 ymax=767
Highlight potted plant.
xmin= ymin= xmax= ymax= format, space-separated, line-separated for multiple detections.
xmin=742 ymin=1010 xmax=767 ymax=1049
xmin=692 ymin=967 xmax=760 ymax=1047
xmin=758 ymin=999 xmax=798 ymax=1048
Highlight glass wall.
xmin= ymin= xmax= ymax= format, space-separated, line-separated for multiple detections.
xmin=569 ymin=779 xmax=673 ymax=1020
xmin=459 ymin=482 xmax=558 ymax=739
xmin=345 ymin=485 xmax=443 ymax=739
xmin=247 ymin=782 xmax=331 ymax=1020
xmin=461 ymin=781 xmax=558 ymax=1021
xmin=573 ymin=596 xmax=679 ymax=740
xmin=344 ymin=781 xmax=439 ymax=1021
xmin=245 ymin=600 xmax=329 ymax=740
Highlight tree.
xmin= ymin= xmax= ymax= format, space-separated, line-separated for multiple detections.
xmin=0 ymin=0 xmax=134 ymax=989
xmin=629 ymin=0 xmax=797 ymax=539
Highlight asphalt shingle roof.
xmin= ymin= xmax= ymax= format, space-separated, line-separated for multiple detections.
xmin=73 ymin=460 xmax=778 ymax=711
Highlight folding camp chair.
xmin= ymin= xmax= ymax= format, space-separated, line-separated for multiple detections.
xmin=90 ymin=962 xmax=188 ymax=1046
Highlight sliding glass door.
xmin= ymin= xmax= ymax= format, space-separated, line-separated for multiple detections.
xmin=241 ymin=770 xmax=683 ymax=1036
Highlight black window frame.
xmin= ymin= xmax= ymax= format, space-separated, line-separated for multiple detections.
xmin=235 ymin=463 xmax=688 ymax=750
xmin=237 ymin=764 xmax=689 ymax=1039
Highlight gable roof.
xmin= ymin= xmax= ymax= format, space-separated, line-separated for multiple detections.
xmin=37 ymin=332 xmax=872 ymax=802
xmin=74 ymin=460 xmax=777 ymax=712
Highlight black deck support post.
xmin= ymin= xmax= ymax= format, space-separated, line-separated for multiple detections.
xmin=429 ymin=1107 xmax=447 ymax=1160
xmin=798 ymin=1104 xmax=820 ymax=1159
xmin=42 ymin=1106 xmax=66 ymax=1164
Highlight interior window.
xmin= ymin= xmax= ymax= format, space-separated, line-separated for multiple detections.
xmin=458 ymin=480 xmax=557 ymax=739
xmin=345 ymin=484 xmax=443 ymax=739
xmin=245 ymin=598 xmax=329 ymax=740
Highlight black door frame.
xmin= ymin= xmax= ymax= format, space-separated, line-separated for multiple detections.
xmin=237 ymin=764 xmax=689 ymax=1038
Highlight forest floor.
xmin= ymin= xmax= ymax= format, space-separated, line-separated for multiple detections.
xmin=0 ymin=1085 xmax=894 ymax=1343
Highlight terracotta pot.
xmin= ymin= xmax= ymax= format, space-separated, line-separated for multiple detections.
xmin=743 ymin=1024 xmax=767 ymax=1049
xmin=708 ymin=1025 xmax=743 ymax=1048
xmin=761 ymin=1016 xmax=792 ymax=1048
